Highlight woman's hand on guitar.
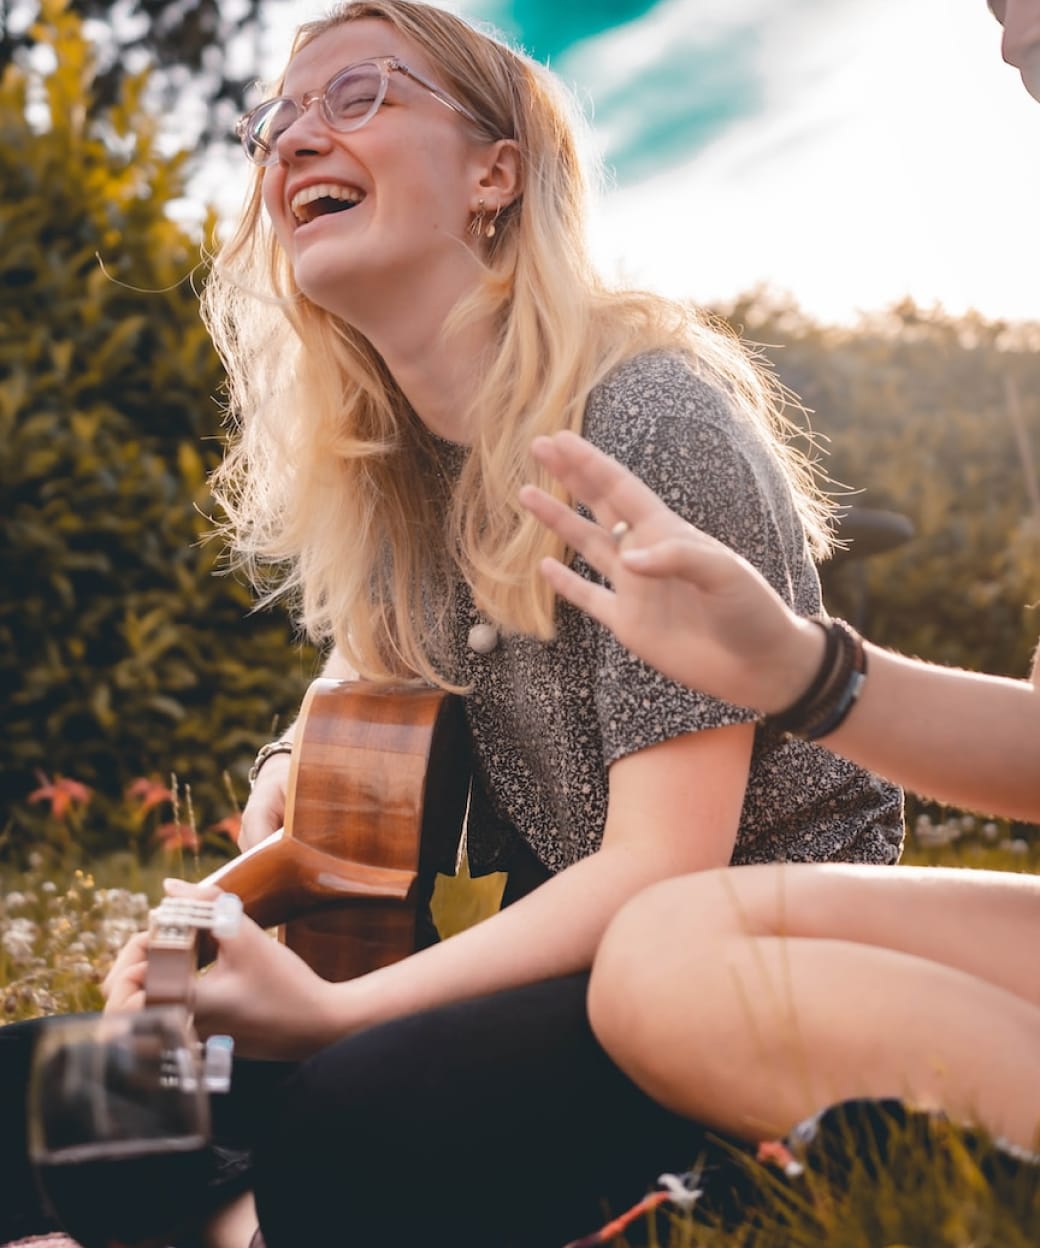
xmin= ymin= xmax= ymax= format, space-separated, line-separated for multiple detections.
xmin=162 ymin=878 xmax=338 ymax=1061
xmin=520 ymin=431 xmax=823 ymax=715
xmin=101 ymin=929 xmax=151 ymax=1014
xmin=239 ymin=752 xmax=292 ymax=851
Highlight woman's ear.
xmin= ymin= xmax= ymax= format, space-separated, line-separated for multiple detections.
xmin=475 ymin=139 xmax=523 ymax=210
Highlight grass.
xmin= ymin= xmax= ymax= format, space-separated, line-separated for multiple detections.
xmin=638 ymin=1107 xmax=1040 ymax=1247
xmin=2 ymin=812 xmax=1039 ymax=1245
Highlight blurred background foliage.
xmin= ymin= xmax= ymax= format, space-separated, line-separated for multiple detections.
xmin=2 ymin=3 xmax=1038 ymax=862
xmin=719 ymin=293 xmax=1040 ymax=681
xmin=0 ymin=0 xmax=263 ymax=148
xmin=1 ymin=0 xmax=316 ymax=860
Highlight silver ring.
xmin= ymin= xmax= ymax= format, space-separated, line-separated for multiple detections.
xmin=609 ymin=520 xmax=631 ymax=545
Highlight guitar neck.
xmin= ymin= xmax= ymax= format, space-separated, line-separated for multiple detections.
xmin=199 ymin=832 xmax=418 ymax=936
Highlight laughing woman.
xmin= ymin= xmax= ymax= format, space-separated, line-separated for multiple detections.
xmin=0 ymin=3 xmax=903 ymax=1246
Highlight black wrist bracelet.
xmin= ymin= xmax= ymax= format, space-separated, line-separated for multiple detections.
xmin=766 ymin=617 xmax=866 ymax=740
xmin=803 ymin=634 xmax=868 ymax=740
xmin=768 ymin=619 xmax=839 ymax=733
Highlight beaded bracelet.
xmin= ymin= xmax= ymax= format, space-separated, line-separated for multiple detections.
xmin=247 ymin=738 xmax=294 ymax=788
xmin=766 ymin=617 xmax=867 ymax=741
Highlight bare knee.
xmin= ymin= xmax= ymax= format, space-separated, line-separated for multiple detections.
xmin=589 ymin=870 xmax=730 ymax=1065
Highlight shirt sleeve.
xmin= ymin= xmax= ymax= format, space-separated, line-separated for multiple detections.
xmin=575 ymin=350 xmax=822 ymax=766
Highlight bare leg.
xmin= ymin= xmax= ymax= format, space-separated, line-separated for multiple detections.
xmin=119 ymin=1193 xmax=257 ymax=1248
xmin=199 ymin=1191 xmax=258 ymax=1248
xmin=588 ymin=864 xmax=1040 ymax=1148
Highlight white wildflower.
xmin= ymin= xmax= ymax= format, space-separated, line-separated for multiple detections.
xmin=94 ymin=889 xmax=149 ymax=920
xmin=2 ymin=917 xmax=40 ymax=960
xmin=99 ymin=917 xmax=143 ymax=951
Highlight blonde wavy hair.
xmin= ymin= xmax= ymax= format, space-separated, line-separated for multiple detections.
xmin=204 ymin=0 xmax=833 ymax=689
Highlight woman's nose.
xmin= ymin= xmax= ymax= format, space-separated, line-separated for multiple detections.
xmin=274 ymin=99 xmax=334 ymax=161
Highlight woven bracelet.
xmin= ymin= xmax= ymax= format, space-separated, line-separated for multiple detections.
xmin=804 ymin=661 xmax=868 ymax=740
xmin=247 ymin=738 xmax=294 ymax=788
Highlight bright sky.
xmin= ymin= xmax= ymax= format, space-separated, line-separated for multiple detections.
xmin=200 ymin=0 xmax=1040 ymax=325
xmin=581 ymin=0 xmax=1040 ymax=324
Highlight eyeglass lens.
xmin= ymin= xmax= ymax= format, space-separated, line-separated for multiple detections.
xmin=244 ymin=62 xmax=387 ymax=164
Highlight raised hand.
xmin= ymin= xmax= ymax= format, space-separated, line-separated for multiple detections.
xmin=520 ymin=431 xmax=823 ymax=714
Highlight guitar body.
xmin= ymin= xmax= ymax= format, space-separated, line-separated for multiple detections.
xmin=202 ymin=680 xmax=471 ymax=983
xmin=280 ymin=679 xmax=471 ymax=980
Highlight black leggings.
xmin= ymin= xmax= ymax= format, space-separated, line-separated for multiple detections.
xmin=0 ymin=975 xmax=716 ymax=1248
xmin=253 ymin=972 xmax=719 ymax=1247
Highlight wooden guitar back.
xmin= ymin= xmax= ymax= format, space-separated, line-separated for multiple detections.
xmin=270 ymin=680 xmax=469 ymax=981
xmin=198 ymin=680 xmax=470 ymax=982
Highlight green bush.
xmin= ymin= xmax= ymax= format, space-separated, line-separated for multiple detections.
xmin=0 ymin=0 xmax=314 ymax=859
xmin=720 ymin=293 xmax=1040 ymax=681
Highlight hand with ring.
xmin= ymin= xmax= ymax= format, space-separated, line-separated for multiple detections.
xmin=519 ymin=431 xmax=822 ymax=713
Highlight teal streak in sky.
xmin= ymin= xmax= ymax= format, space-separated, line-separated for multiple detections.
xmin=504 ymin=0 xmax=662 ymax=63
xmin=460 ymin=0 xmax=763 ymax=185
xmin=591 ymin=31 xmax=760 ymax=185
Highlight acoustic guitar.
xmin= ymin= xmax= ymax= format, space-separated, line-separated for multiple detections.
xmin=182 ymin=678 xmax=472 ymax=984
xmin=25 ymin=680 xmax=471 ymax=1246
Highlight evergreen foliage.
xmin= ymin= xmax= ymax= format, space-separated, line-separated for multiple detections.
xmin=0 ymin=0 xmax=314 ymax=859
xmin=720 ymin=293 xmax=1040 ymax=682
xmin=0 ymin=0 xmax=263 ymax=149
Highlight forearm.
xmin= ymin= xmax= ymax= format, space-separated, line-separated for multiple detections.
xmin=316 ymin=840 xmax=702 ymax=1045
xmin=311 ymin=726 xmax=749 ymax=1045
xmin=821 ymin=643 xmax=1040 ymax=821
xmin=320 ymin=645 xmax=359 ymax=682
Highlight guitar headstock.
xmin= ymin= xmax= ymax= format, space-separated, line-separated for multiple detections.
xmin=146 ymin=888 xmax=240 ymax=1091
xmin=148 ymin=892 xmax=244 ymax=951
xmin=144 ymin=893 xmax=243 ymax=1087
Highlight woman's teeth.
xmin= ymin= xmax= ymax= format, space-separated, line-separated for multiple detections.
xmin=291 ymin=183 xmax=365 ymax=223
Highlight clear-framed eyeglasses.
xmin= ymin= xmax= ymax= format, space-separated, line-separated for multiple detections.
xmin=235 ymin=56 xmax=486 ymax=167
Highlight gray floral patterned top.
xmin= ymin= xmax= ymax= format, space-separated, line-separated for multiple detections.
xmin=425 ymin=351 xmax=904 ymax=875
